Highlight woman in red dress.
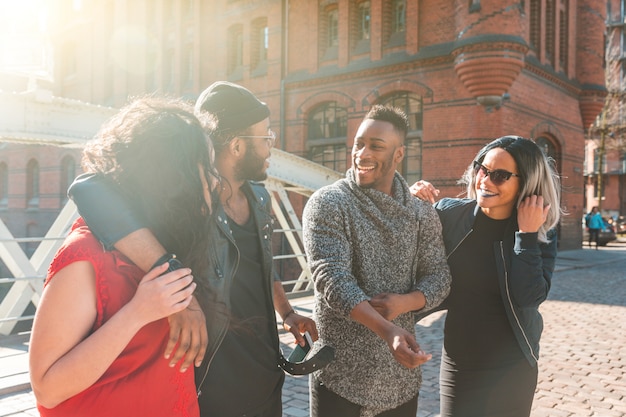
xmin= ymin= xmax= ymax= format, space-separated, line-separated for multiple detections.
xmin=29 ymin=97 xmax=218 ymax=417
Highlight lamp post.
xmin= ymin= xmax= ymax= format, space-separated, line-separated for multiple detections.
xmin=596 ymin=108 xmax=607 ymax=212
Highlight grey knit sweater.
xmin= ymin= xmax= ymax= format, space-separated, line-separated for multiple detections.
xmin=302 ymin=169 xmax=451 ymax=415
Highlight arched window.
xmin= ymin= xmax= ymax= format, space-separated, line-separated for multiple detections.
xmin=383 ymin=0 xmax=406 ymax=46
xmin=251 ymin=17 xmax=268 ymax=73
xmin=392 ymin=0 xmax=406 ymax=33
xmin=320 ymin=6 xmax=339 ymax=61
xmin=545 ymin=0 xmax=555 ymax=66
xmin=327 ymin=8 xmax=339 ymax=47
xmin=26 ymin=159 xmax=39 ymax=209
xmin=379 ymin=92 xmax=423 ymax=184
xmin=352 ymin=1 xmax=371 ymax=54
xmin=0 ymin=162 xmax=8 ymax=208
xmin=60 ymin=156 xmax=76 ymax=204
xmin=558 ymin=0 xmax=569 ymax=71
xmin=307 ymin=102 xmax=348 ymax=173
xmin=308 ymin=102 xmax=348 ymax=140
xmin=380 ymin=92 xmax=423 ymax=130
xmin=356 ymin=1 xmax=370 ymax=41
xmin=529 ymin=0 xmax=541 ymax=51
xmin=536 ymin=136 xmax=561 ymax=173
xmin=227 ymin=24 xmax=244 ymax=76
xmin=529 ymin=0 xmax=569 ymax=74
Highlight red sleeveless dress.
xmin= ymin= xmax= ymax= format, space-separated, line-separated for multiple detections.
xmin=37 ymin=219 xmax=199 ymax=417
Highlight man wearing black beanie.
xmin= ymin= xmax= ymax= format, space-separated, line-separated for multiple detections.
xmin=68 ymin=83 xmax=318 ymax=417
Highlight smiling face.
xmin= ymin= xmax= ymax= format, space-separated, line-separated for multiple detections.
xmin=351 ymin=119 xmax=404 ymax=195
xmin=475 ymin=148 xmax=521 ymax=219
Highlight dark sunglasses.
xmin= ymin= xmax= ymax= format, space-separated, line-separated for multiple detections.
xmin=473 ymin=161 xmax=520 ymax=185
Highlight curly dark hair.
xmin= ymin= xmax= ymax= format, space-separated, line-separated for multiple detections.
xmin=82 ymin=96 xmax=218 ymax=279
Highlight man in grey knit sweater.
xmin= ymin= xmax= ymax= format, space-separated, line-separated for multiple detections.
xmin=303 ymin=105 xmax=451 ymax=417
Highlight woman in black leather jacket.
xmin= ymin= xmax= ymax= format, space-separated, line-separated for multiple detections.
xmin=411 ymin=136 xmax=562 ymax=417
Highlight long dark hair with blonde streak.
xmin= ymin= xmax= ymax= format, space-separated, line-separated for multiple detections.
xmin=461 ymin=136 xmax=563 ymax=243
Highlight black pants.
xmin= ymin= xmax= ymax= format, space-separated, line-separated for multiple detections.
xmin=198 ymin=377 xmax=282 ymax=417
xmin=440 ymin=347 xmax=537 ymax=417
xmin=588 ymin=228 xmax=600 ymax=246
xmin=310 ymin=378 xmax=418 ymax=417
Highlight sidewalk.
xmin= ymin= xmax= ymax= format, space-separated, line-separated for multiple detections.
xmin=1 ymin=241 xmax=625 ymax=416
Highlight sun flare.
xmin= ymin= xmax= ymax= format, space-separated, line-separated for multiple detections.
xmin=0 ymin=0 xmax=51 ymax=75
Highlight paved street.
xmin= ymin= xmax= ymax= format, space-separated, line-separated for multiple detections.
xmin=1 ymin=240 xmax=625 ymax=417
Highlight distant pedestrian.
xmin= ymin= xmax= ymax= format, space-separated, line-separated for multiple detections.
xmin=585 ymin=206 xmax=603 ymax=249
xmin=411 ymin=136 xmax=562 ymax=417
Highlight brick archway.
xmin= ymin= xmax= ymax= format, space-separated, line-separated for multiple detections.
xmin=362 ymin=79 xmax=433 ymax=108
xmin=296 ymin=91 xmax=356 ymax=118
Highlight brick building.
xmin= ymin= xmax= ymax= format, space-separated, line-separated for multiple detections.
xmin=0 ymin=141 xmax=80 ymax=251
xmin=583 ymin=0 xmax=626 ymax=220
xmin=0 ymin=84 xmax=112 ymax=275
xmin=41 ymin=0 xmax=609 ymax=249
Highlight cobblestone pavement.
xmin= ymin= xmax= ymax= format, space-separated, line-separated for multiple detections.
xmin=1 ymin=242 xmax=625 ymax=417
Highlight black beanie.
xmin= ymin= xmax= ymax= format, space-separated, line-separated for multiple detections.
xmin=195 ymin=81 xmax=270 ymax=132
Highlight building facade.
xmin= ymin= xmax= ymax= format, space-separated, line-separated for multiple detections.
xmin=0 ymin=142 xmax=79 ymax=249
xmin=44 ymin=0 xmax=609 ymax=249
xmin=583 ymin=0 xmax=626 ymax=220
xmin=0 ymin=84 xmax=114 ymax=287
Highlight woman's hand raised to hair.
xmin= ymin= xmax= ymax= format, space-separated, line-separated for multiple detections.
xmin=409 ymin=180 xmax=440 ymax=204
xmin=517 ymin=195 xmax=549 ymax=233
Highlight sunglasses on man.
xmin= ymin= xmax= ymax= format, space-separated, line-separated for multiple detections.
xmin=473 ymin=161 xmax=520 ymax=186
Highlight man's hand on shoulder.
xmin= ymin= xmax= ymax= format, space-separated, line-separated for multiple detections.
xmin=165 ymin=296 xmax=208 ymax=372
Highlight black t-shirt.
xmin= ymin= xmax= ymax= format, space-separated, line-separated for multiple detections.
xmin=444 ymin=210 xmax=524 ymax=368
xmin=200 ymin=212 xmax=283 ymax=416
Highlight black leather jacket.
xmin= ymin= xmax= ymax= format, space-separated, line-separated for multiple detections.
xmin=423 ymin=197 xmax=558 ymax=367
xmin=68 ymin=174 xmax=279 ymax=396
xmin=194 ymin=181 xmax=279 ymax=396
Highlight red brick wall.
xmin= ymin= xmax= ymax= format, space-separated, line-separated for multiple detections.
xmin=46 ymin=0 xmax=608 ymax=249
xmin=280 ymin=0 xmax=592 ymax=248
xmin=0 ymin=143 xmax=82 ymax=239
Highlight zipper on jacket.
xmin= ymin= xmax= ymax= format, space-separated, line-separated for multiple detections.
xmin=196 ymin=316 xmax=229 ymax=398
xmin=499 ymin=241 xmax=539 ymax=363
xmin=447 ymin=228 xmax=473 ymax=259
xmin=197 ymin=233 xmax=240 ymax=398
